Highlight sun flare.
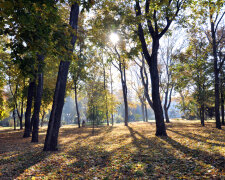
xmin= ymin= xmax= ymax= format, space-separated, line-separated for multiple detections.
xmin=110 ymin=32 xmax=119 ymax=45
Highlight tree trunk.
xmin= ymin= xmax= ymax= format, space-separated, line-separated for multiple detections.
xmin=92 ymin=106 xmax=95 ymax=134
xmin=17 ymin=99 xmax=23 ymax=130
xmin=135 ymin=0 xmax=168 ymax=136
xmin=19 ymin=109 xmax=23 ymax=129
xmin=23 ymin=79 xmax=35 ymax=137
xmin=144 ymin=102 xmax=148 ymax=122
xmin=164 ymin=106 xmax=170 ymax=123
xmin=140 ymin=60 xmax=154 ymax=110
xmin=214 ymin=59 xmax=221 ymax=129
xmin=164 ymin=88 xmax=170 ymax=123
xmin=13 ymin=108 xmax=16 ymax=130
xmin=74 ymin=82 xmax=80 ymax=128
xmin=210 ymin=16 xmax=221 ymax=129
xmin=164 ymin=85 xmax=173 ymax=123
xmin=123 ymin=84 xmax=128 ymax=126
xmin=200 ymin=104 xmax=205 ymax=126
xmin=43 ymin=3 xmax=79 ymax=151
xmin=44 ymin=60 xmax=70 ymax=149
xmin=41 ymin=110 xmax=46 ymax=127
xmin=221 ymin=82 xmax=224 ymax=125
xmin=30 ymin=82 xmax=36 ymax=132
xmin=14 ymin=85 xmax=22 ymax=130
xmin=31 ymin=54 xmax=44 ymax=142
xmin=149 ymin=38 xmax=167 ymax=136
xmin=119 ymin=61 xmax=128 ymax=126
xmin=116 ymin=49 xmax=129 ymax=126
xmin=110 ymin=64 xmax=114 ymax=126
xmin=103 ymin=68 xmax=109 ymax=126
xmin=140 ymin=99 xmax=145 ymax=121
xmin=111 ymin=114 xmax=114 ymax=126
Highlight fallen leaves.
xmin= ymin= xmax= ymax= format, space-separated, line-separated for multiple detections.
xmin=0 ymin=121 xmax=224 ymax=179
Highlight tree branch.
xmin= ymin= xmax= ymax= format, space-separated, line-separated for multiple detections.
xmin=215 ymin=11 xmax=225 ymax=33
xmin=135 ymin=0 xmax=152 ymax=62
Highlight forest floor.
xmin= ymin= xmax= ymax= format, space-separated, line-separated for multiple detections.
xmin=0 ymin=120 xmax=225 ymax=179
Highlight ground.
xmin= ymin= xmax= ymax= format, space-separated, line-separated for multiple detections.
xmin=0 ymin=120 xmax=225 ymax=179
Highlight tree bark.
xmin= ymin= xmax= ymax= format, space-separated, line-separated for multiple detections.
xmin=119 ymin=60 xmax=128 ymax=126
xmin=103 ymin=68 xmax=109 ymax=126
xmin=210 ymin=13 xmax=221 ymax=129
xmin=164 ymin=84 xmax=173 ymax=123
xmin=135 ymin=0 xmax=183 ymax=136
xmin=221 ymin=80 xmax=224 ymax=125
xmin=164 ymin=106 xmax=169 ymax=123
xmin=31 ymin=54 xmax=44 ymax=142
xmin=122 ymin=81 xmax=129 ymax=126
xmin=23 ymin=79 xmax=35 ymax=137
xmin=19 ymin=104 xmax=23 ymax=130
xmin=43 ymin=3 xmax=79 ymax=151
xmin=44 ymin=60 xmax=70 ymax=149
xmin=110 ymin=64 xmax=114 ymax=126
xmin=140 ymin=60 xmax=154 ymax=110
xmin=164 ymin=88 xmax=170 ymax=123
xmin=30 ymin=82 xmax=36 ymax=132
xmin=200 ymin=104 xmax=205 ymax=126
xmin=140 ymin=98 xmax=145 ymax=121
xmin=15 ymin=85 xmax=23 ymax=130
xmin=13 ymin=108 xmax=16 ymax=130
xmin=41 ymin=110 xmax=46 ymax=127
xmin=138 ymin=34 xmax=166 ymax=136
xmin=74 ymin=81 xmax=80 ymax=128
xmin=149 ymin=38 xmax=167 ymax=136
xmin=144 ymin=102 xmax=148 ymax=122
xmin=115 ymin=47 xmax=129 ymax=126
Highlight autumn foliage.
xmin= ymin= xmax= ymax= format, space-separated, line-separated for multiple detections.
xmin=0 ymin=121 xmax=224 ymax=179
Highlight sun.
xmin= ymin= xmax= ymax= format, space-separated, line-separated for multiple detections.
xmin=110 ymin=32 xmax=119 ymax=45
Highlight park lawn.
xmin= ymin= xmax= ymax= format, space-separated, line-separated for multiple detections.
xmin=0 ymin=121 xmax=224 ymax=179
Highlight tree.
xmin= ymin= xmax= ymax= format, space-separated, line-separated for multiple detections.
xmin=31 ymin=55 xmax=44 ymax=142
xmin=111 ymin=43 xmax=129 ymax=126
xmin=208 ymin=1 xmax=225 ymax=129
xmin=23 ymin=79 xmax=35 ymax=137
xmin=160 ymin=35 xmax=179 ymax=123
xmin=131 ymin=68 xmax=148 ymax=122
xmin=173 ymin=29 xmax=211 ymax=125
xmin=1 ymin=0 xmax=61 ymax=138
xmin=195 ymin=0 xmax=225 ymax=128
xmin=135 ymin=0 xmax=188 ymax=136
xmin=70 ymin=17 xmax=88 ymax=128
xmin=44 ymin=2 xmax=80 ymax=151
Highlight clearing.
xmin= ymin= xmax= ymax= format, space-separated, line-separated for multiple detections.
xmin=0 ymin=121 xmax=225 ymax=179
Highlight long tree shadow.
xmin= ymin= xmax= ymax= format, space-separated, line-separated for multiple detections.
xmin=58 ymin=126 xmax=116 ymax=150
xmin=1 ymin=150 xmax=51 ymax=179
xmin=0 ymin=128 xmax=53 ymax=179
xmin=66 ymin=145 xmax=112 ymax=178
xmin=160 ymin=136 xmax=225 ymax=171
xmin=167 ymin=129 xmax=225 ymax=147
xmin=201 ymin=128 xmax=225 ymax=143
xmin=126 ymin=126 xmax=209 ymax=177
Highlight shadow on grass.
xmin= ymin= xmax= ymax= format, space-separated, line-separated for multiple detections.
xmin=57 ymin=126 xmax=116 ymax=150
xmin=126 ymin=126 xmax=205 ymax=177
xmin=160 ymin=136 xmax=225 ymax=171
xmin=127 ymin=126 xmax=225 ymax=177
xmin=0 ymin=128 xmax=53 ymax=179
xmin=1 ymin=123 xmax=225 ymax=179
xmin=68 ymin=145 xmax=111 ymax=171
xmin=1 ymin=150 xmax=51 ymax=179
xmin=167 ymin=129 xmax=225 ymax=147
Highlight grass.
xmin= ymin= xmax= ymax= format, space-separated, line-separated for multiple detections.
xmin=0 ymin=121 xmax=225 ymax=179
